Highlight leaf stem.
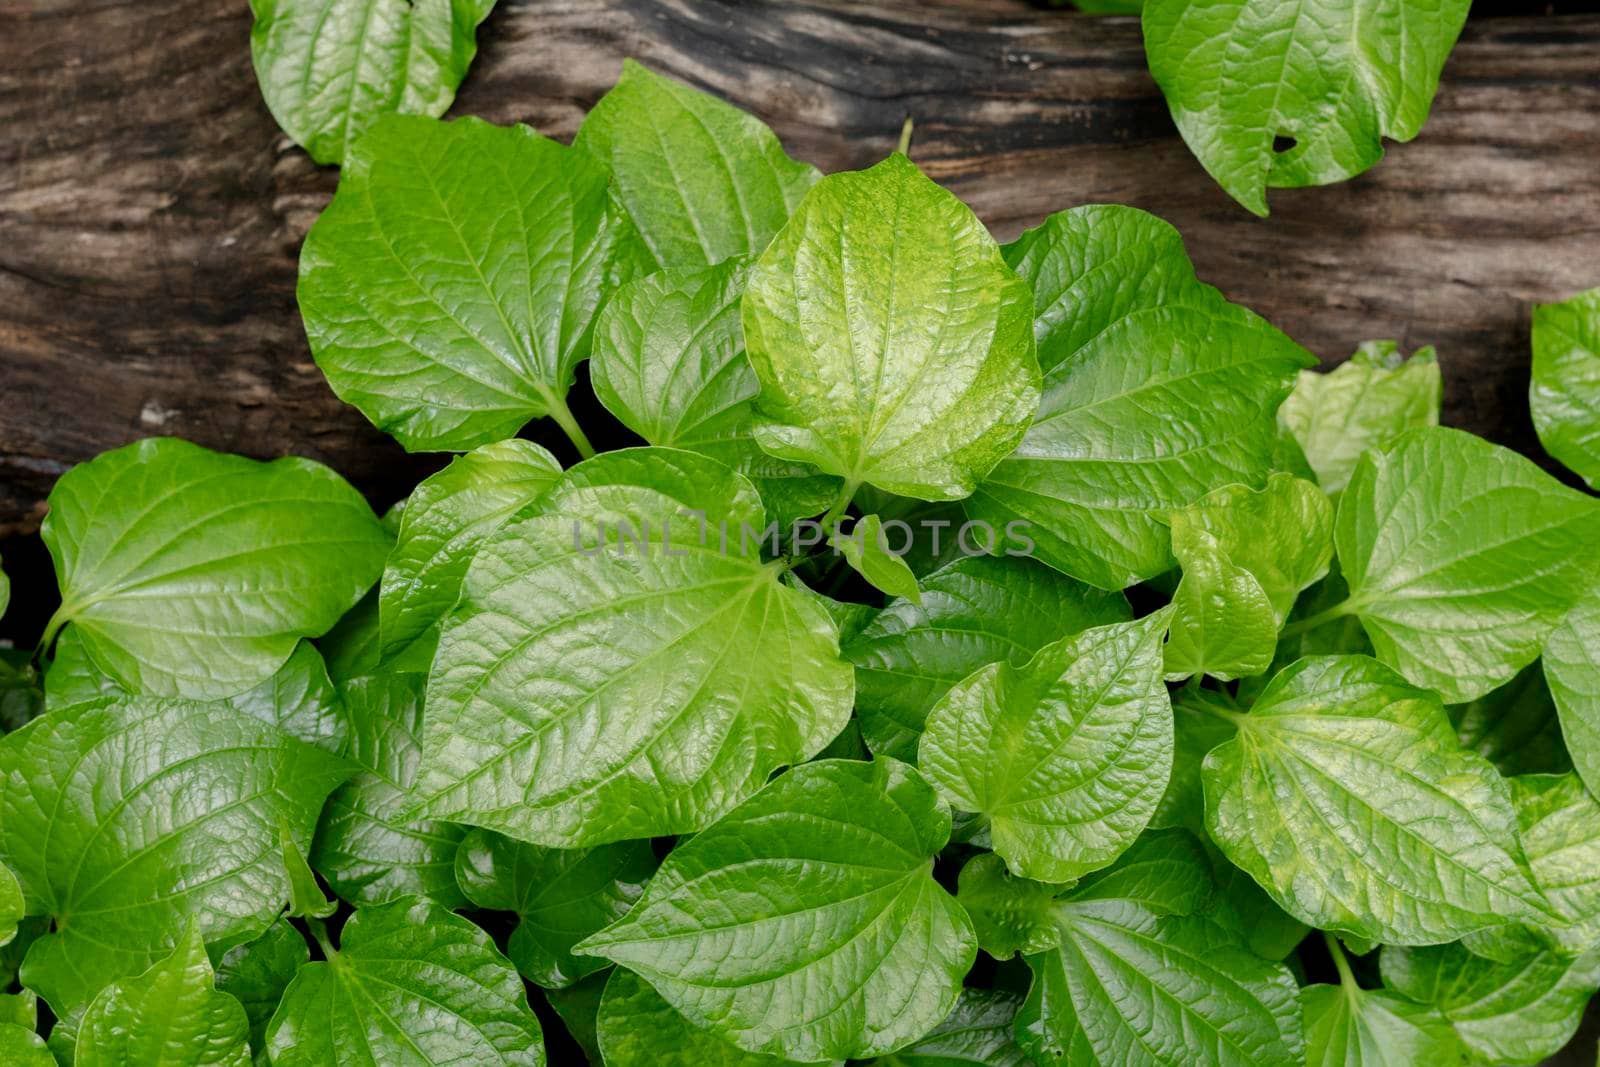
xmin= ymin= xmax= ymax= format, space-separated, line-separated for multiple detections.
xmin=544 ymin=392 xmax=596 ymax=461
xmin=308 ymin=917 xmax=339 ymax=961
xmin=35 ymin=605 xmax=73 ymax=661
xmin=818 ymin=479 xmax=860 ymax=537
xmin=1324 ymin=930 xmax=1356 ymax=990
xmin=1278 ymin=600 xmax=1354 ymax=641
xmin=896 ymin=116 xmax=914 ymax=157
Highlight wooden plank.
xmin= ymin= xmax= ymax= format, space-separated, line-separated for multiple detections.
xmin=2 ymin=0 xmax=1598 ymax=535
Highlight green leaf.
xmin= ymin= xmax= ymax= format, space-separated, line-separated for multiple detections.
xmin=1331 ymin=426 xmax=1600 ymax=702
xmin=595 ymin=968 xmax=806 ymax=1067
xmin=1011 ymin=830 xmax=1303 ymax=1067
xmin=1509 ymin=772 xmax=1600 ymax=952
xmin=1162 ymin=525 xmax=1278 ymax=682
xmin=575 ymin=59 xmax=820 ymax=270
xmin=1381 ymin=939 xmax=1600 ymax=1065
xmin=412 ymin=447 xmax=853 ymax=846
xmin=918 ymin=610 xmax=1173 ymax=883
xmin=266 ymin=896 xmax=545 ymax=1065
xmin=590 ymin=258 xmax=838 ymax=524
xmin=1278 ymin=341 xmax=1441 ymax=495
xmin=1545 ymin=582 xmax=1600 ymax=797
xmin=40 ymin=437 xmax=388 ymax=700
xmin=877 ymin=988 xmax=1031 ymax=1067
xmin=0 ymin=989 xmax=33 ymax=1030
xmin=742 ymin=153 xmax=1041 ymax=501
xmin=0 ymin=863 xmax=20 ymax=948
xmin=575 ymin=758 xmax=976 ymax=1061
xmin=1203 ymin=655 xmax=1553 ymax=944
xmin=851 ymin=488 xmax=970 ymax=578
xmin=249 ymin=0 xmax=495 ymax=166
xmin=1531 ymin=286 xmax=1600 ymax=487
xmin=77 ymin=921 xmax=251 ymax=1066
xmin=0 ymin=697 xmax=350 ymax=1018
xmin=1448 ymin=661 xmax=1570 ymax=777
xmin=453 ymin=828 xmax=656 ymax=989
xmin=380 ymin=439 xmax=562 ymax=667
xmin=845 ymin=555 xmax=1129 ymax=762
xmin=299 ymin=114 xmax=645 ymax=452
xmin=312 ymin=674 xmax=467 ymax=907
xmin=46 ymin=632 xmax=350 ymax=755
xmin=1300 ymin=983 xmax=1467 ymax=1067
xmin=215 ymin=921 xmax=309 ymax=1063
xmin=1201 ymin=846 xmax=1308 ymax=961
xmin=954 ymin=852 xmax=1063 ymax=961
xmin=281 ymin=823 xmax=336 ymax=920
xmin=830 ymin=515 xmax=921 ymax=603
xmin=970 ymin=206 xmax=1311 ymax=589
xmin=1142 ymin=0 xmax=1470 ymax=215
xmin=0 ymin=1025 xmax=52 ymax=1066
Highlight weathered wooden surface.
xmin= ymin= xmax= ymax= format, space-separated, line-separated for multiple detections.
xmin=3 ymin=0 xmax=1600 ymax=537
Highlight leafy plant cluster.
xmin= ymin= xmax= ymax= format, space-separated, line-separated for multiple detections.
xmin=0 ymin=7 xmax=1598 ymax=1067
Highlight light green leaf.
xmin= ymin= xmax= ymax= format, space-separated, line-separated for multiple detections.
xmin=575 ymin=59 xmax=820 ymax=270
xmin=453 ymin=828 xmax=656 ymax=989
xmin=40 ymin=437 xmax=388 ymax=700
xmin=1300 ymin=983 xmax=1467 ymax=1067
xmin=845 ymin=555 xmax=1129 ymax=762
xmin=595 ymin=968 xmax=808 ymax=1067
xmin=312 ymin=674 xmax=466 ymax=907
xmin=1278 ymin=340 xmax=1441 ymax=495
xmin=0 ymin=1024 xmax=52 ymax=1066
xmin=1382 ymin=939 xmax=1600 ymax=1065
xmin=575 ymin=758 xmax=976 ymax=1061
xmin=742 ymin=153 xmax=1041 ymax=501
xmin=970 ymin=206 xmax=1310 ymax=589
xmin=0 ymin=697 xmax=349 ymax=1020
xmin=1510 ymin=772 xmax=1600 ymax=952
xmin=830 ymin=515 xmax=921 ymax=603
xmin=0 ymin=863 xmax=20 ymax=949
xmin=215 ymin=921 xmax=308 ymax=1064
xmin=249 ymin=0 xmax=495 ymax=166
xmin=1331 ymin=426 xmax=1600 ymax=702
xmin=77 ymin=921 xmax=251 ymax=1067
xmin=590 ymin=258 xmax=838 ymax=524
xmin=1546 ymin=583 xmax=1600 ymax=797
xmin=1011 ymin=830 xmax=1302 ymax=1067
xmin=412 ymin=447 xmax=853 ymax=846
xmin=851 ymin=488 xmax=970 ymax=578
xmin=877 ymin=988 xmax=1031 ymax=1067
xmin=1142 ymin=0 xmax=1470 ymax=215
xmin=299 ymin=114 xmax=645 ymax=452
xmin=1162 ymin=525 xmax=1278 ymax=682
xmin=380 ymin=439 xmax=562 ymax=667
xmin=1203 ymin=655 xmax=1553 ymax=944
xmin=1531 ymin=286 xmax=1600 ymax=487
xmin=281 ymin=824 xmax=335 ymax=920
xmin=1448 ymin=661 xmax=1570 ymax=777
xmin=266 ymin=896 xmax=544 ymax=1065
xmin=919 ymin=610 xmax=1173 ymax=883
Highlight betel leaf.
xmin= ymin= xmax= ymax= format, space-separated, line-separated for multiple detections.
xmin=1531 ymin=286 xmax=1600 ymax=487
xmin=0 ymin=697 xmax=350 ymax=1018
xmin=453 ymin=828 xmax=656 ymax=989
xmin=969 ymin=205 xmax=1310 ymax=589
xmin=0 ymin=1025 xmax=51 ymax=1066
xmin=595 ymin=968 xmax=809 ymax=1067
xmin=215 ymin=920 xmax=308 ymax=1062
xmin=266 ymin=896 xmax=545 ymax=1065
xmin=1162 ymin=526 xmax=1278 ymax=682
xmin=1142 ymin=0 xmax=1470 ymax=215
xmin=741 ymin=152 xmax=1041 ymax=501
xmin=589 ymin=258 xmax=838 ymax=524
xmin=1448 ymin=661 xmax=1570 ymax=777
xmin=40 ymin=437 xmax=387 ymax=700
xmin=1545 ymin=584 xmax=1600 ymax=797
xmin=0 ymin=863 xmax=20 ymax=948
xmin=1151 ymin=687 xmax=1238 ymax=833
xmin=299 ymin=114 xmax=645 ymax=453
xmin=312 ymin=674 xmax=466 ymax=907
xmin=281 ymin=823 xmax=336 ymax=920
xmin=877 ymin=988 xmax=1031 ymax=1067
xmin=545 ymin=971 xmax=607 ymax=1065
xmin=1381 ymin=939 xmax=1600 ymax=1066
xmin=918 ymin=610 xmax=1173 ymax=883
xmin=46 ymin=631 xmax=350 ymax=756
xmin=1278 ymin=341 xmax=1441 ymax=495
xmin=1300 ymin=983 xmax=1467 ymax=1067
xmin=575 ymin=758 xmax=976 ymax=1061
xmin=77 ymin=922 xmax=251 ymax=1067
xmin=1509 ymin=772 xmax=1600 ymax=952
xmin=0 ymin=989 xmax=34 ymax=1029
xmin=1202 ymin=845 xmax=1308 ymax=961
xmin=954 ymin=852 xmax=1061 ymax=960
xmin=1329 ymin=426 xmax=1600 ymax=703
xmin=575 ymin=59 xmax=821 ymax=270
xmin=411 ymin=447 xmax=853 ymax=846
xmin=1203 ymin=655 xmax=1553 ymax=945
xmin=1010 ymin=830 xmax=1303 ymax=1067
xmin=318 ymin=591 xmax=383 ymax=685
xmin=249 ymin=0 xmax=495 ymax=166
xmin=830 ymin=515 xmax=921 ymax=603
xmin=380 ymin=439 xmax=562 ymax=668
xmin=845 ymin=555 xmax=1130 ymax=762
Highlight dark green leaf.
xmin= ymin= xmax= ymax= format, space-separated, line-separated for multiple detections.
xmin=215 ymin=920 xmax=309 ymax=1064
xmin=877 ymin=988 xmax=1030 ymax=1067
xmin=595 ymin=967 xmax=807 ymax=1067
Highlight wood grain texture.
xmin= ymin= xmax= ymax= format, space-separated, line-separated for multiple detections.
xmin=2 ymin=0 xmax=1599 ymax=537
